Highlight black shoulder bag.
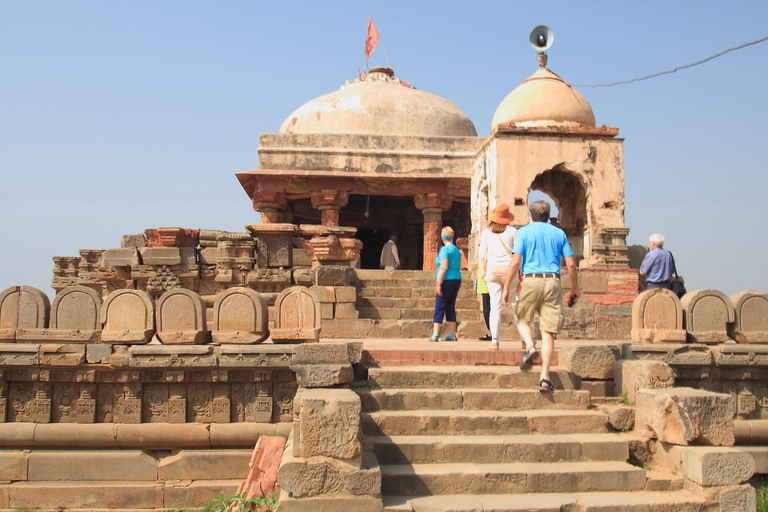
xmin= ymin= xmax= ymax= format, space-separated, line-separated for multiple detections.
xmin=669 ymin=252 xmax=687 ymax=299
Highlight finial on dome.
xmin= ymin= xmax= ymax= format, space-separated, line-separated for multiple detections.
xmin=537 ymin=53 xmax=548 ymax=68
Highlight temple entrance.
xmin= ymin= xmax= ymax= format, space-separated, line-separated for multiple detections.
xmin=355 ymin=229 xmax=389 ymax=269
xmin=529 ymin=166 xmax=588 ymax=264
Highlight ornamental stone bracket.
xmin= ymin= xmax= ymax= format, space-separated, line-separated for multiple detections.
xmin=252 ymin=190 xmax=288 ymax=224
xmin=297 ymin=225 xmax=362 ymax=265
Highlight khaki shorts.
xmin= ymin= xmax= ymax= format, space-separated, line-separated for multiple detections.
xmin=515 ymin=276 xmax=564 ymax=334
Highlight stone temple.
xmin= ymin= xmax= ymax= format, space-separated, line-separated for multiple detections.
xmin=0 ymin=47 xmax=765 ymax=511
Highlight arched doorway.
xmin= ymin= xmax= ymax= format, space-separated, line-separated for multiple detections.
xmin=529 ymin=165 xmax=588 ymax=264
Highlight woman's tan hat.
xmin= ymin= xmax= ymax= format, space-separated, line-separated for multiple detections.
xmin=489 ymin=203 xmax=514 ymax=225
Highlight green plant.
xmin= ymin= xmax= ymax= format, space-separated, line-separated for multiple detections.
xmin=757 ymin=476 xmax=768 ymax=512
xmin=205 ymin=491 xmax=279 ymax=512
xmin=642 ymin=461 xmax=652 ymax=472
xmin=618 ymin=392 xmax=636 ymax=407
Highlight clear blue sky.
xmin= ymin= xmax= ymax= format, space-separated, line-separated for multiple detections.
xmin=2 ymin=1 xmax=767 ymax=297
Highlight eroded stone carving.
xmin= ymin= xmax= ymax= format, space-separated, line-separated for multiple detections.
xmin=101 ymin=289 xmax=155 ymax=344
xmin=47 ymin=286 xmax=103 ymax=343
xmin=0 ymin=286 xmax=51 ymax=342
xmin=155 ymin=289 xmax=210 ymax=344
xmin=631 ymin=288 xmax=686 ymax=343
xmin=212 ymin=287 xmax=269 ymax=344
xmin=270 ymin=287 xmax=321 ymax=344
xmin=729 ymin=291 xmax=768 ymax=343
xmin=680 ymin=289 xmax=735 ymax=343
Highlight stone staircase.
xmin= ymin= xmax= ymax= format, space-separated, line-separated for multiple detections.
xmin=355 ymin=270 xmax=489 ymax=338
xmin=356 ymin=364 xmax=707 ymax=511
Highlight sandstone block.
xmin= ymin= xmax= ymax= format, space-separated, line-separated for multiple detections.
xmin=292 ymin=342 xmax=356 ymax=365
xmin=0 ymin=450 xmax=27 ymax=480
xmin=559 ymin=344 xmax=619 ymax=379
xmin=120 ymin=234 xmax=146 ymax=248
xmin=631 ymin=288 xmax=686 ymax=343
xmin=321 ymin=302 xmax=334 ymax=319
xmin=271 ymin=287 xmax=321 ymax=344
xmin=101 ymin=289 xmax=155 ymax=344
xmin=155 ymin=288 xmax=210 ymax=344
xmin=615 ymin=359 xmax=676 ymax=404
xmin=158 ymin=449 xmax=251 ymax=480
xmin=310 ymin=286 xmax=336 ymax=303
xmin=295 ymin=388 xmax=361 ymax=459
xmin=33 ymin=423 xmax=118 ymax=447
xmin=335 ymin=286 xmax=357 ymax=303
xmin=86 ymin=343 xmax=112 ymax=363
xmin=637 ymin=388 xmax=735 ymax=446
xmin=49 ymin=285 xmax=102 ymax=336
xmin=164 ymin=479 xmax=241 ymax=509
xmin=293 ymin=268 xmax=313 ymax=286
xmin=608 ymin=407 xmax=635 ymax=432
xmin=334 ymin=302 xmax=358 ymax=319
xmin=199 ymin=246 xmax=219 ymax=264
xmin=278 ymin=446 xmax=380 ymax=499
xmin=28 ymin=450 xmax=157 ymax=481
xmin=580 ymin=272 xmax=608 ymax=293
xmin=39 ymin=343 xmax=86 ymax=366
xmin=100 ymin=248 xmax=139 ymax=267
xmin=729 ymin=290 xmax=768 ymax=343
xmin=212 ymin=287 xmax=269 ymax=344
xmin=277 ymin=490 xmax=383 ymax=512
xmin=680 ymin=289 xmax=735 ymax=343
xmin=115 ymin=423 xmax=210 ymax=449
xmin=314 ymin=265 xmax=354 ymax=286
xmin=138 ymin=246 xmax=196 ymax=266
xmin=678 ymin=446 xmax=754 ymax=486
xmin=292 ymin=363 xmax=354 ymax=388
xmin=8 ymin=481 xmax=163 ymax=509
xmin=0 ymin=286 xmax=50 ymax=341
xmin=720 ymin=484 xmax=756 ymax=512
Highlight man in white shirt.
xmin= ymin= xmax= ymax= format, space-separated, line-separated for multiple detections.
xmin=380 ymin=235 xmax=400 ymax=271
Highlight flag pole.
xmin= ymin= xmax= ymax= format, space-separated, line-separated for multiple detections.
xmin=378 ymin=37 xmax=392 ymax=69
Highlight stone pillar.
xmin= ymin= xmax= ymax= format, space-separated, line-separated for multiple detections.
xmin=415 ymin=184 xmax=452 ymax=272
xmin=252 ymin=191 xmax=288 ymax=224
xmin=310 ymin=190 xmax=349 ymax=227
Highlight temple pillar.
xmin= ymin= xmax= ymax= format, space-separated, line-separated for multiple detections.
xmin=415 ymin=185 xmax=453 ymax=272
xmin=252 ymin=191 xmax=288 ymax=224
xmin=310 ymin=190 xmax=349 ymax=227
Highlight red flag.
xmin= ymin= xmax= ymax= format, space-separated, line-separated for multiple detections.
xmin=365 ymin=16 xmax=379 ymax=65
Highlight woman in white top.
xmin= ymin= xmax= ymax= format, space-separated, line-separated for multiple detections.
xmin=478 ymin=203 xmax=518 ymax=350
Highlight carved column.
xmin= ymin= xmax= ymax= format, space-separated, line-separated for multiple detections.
xmin=252 ymin=191 xmax=288 ymax=224
xmin=310 ymin=190 xmax=349 ymax=227
xmin=415 ymin=187 xmax=453 ymax=272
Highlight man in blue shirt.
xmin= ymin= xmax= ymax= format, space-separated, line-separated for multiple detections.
xmin=639 ymin=233 xmax=674 ymax=290
xmin=502 ymin=201 xmax=580 ymax=393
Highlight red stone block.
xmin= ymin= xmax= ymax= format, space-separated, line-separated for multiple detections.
xmin=583 ymin=294 xmax=635 ymax=306
xmin=144 ymin=227 xmax=200 ymax=247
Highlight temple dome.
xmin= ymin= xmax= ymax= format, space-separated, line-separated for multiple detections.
xmin=492 ymin=66 xmax=595 ymax=129
xmin=279 ymin=67 xmax=477 ymax=137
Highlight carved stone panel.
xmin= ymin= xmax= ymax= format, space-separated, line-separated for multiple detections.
xmin=76 ymin=384 xmax=96 ymax=423
xmin=101 ymin=289 xmax=155 ymax=344
xmin=144 ymin=383 xmax=169 ymax=423
xmin=273 ymin=380 xmax=297 ymax=422
xmin=212 ymin=383 xmax=230 ymax=423
xmin=631 ymin=288 xmax=686 ymax=343
xmin=729 ymin=291 xmax=768 ymax=343
xmin=0 ymin=286 xmax=51 ymax=342
xmin=52 ymin=383 xmax=79 ymax=423
xmin=270 ymin=287 xmax=321 ymax=344
xmin=169 ymin=383 xmax=187 ymax=423
xmin=155 ymin=289 xmax=210 ymax=344
xmin=212 ymin=287 xmax=269 ymax=344
xmin=231 ymin=383 xmax=255 ymax=423
xmin=47 ymin=286 xmax=103 ymax=343
xmin=188 ymin=383 xmax=212 ymax=422
xmin=115 ymin=383 xmax=142 ymax=423
xmin=680 ymin=289 xmax=735 ymax=343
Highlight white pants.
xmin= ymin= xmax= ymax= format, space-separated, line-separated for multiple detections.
xmin=485 ymin=274 xmax=518 ymax=342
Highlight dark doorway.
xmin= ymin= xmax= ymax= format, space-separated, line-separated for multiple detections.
xmin=355 ymin=229 xmax=390 ymax=269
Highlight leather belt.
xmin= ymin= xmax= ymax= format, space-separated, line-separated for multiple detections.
xmin=524 ymin=273 xmax=559 ymax=278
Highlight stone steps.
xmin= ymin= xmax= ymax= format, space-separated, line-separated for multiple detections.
xmin=367 ymin=366 xmax=580 ymax=390
xmin=382 ymin=490 xmax=706 ymax=511
xmin=368 ymin=433 xmax=628 ymax=464
xmin=362 ymin=409 xmax=609 ymax=436
xmin=380 ymin=461 xmax=646 ymax=496
xmin=359 ymin=388 xmax=591 ymax=412
xmin=358 ymin=307 xmax=484 ymax=321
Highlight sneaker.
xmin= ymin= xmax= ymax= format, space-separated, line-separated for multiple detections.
xmin=488 ymin=342 xmax=499 ymax=351
xmin=478 ymin=334 xmax=492 ymax=341
xmin=441 ymin=334 xmax=458 ymax=342
xmin=429 ymin=334 xmax=439 ymax=342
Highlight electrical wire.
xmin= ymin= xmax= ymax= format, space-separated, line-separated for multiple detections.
xmin=573 ymin=35 xmax=768 ymax=88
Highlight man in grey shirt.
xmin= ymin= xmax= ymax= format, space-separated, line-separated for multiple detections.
xmin=639 ymin=233 xmax=673 ymax=290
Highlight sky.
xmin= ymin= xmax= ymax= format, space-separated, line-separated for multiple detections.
xmin=1 ymin=1 xmax=767 ymax=298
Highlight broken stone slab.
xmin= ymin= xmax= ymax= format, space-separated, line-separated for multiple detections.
xmin=614 ymin=359 xmax=676 ymax=404
xmin=631 ymin=288 xmax=686 ymax=343
xmin=292 ymin=363 xmax=354 ymax=388
xmin=684 ymin=480 xmax=756 ymax=512
xmin=278 ymin=436 xmax=379 ymax=499
xmin=293 ymin=388 xmax=361 ymax=460
xmin=729 ymin=290 xmax=768 ymax=343
xmin=607 ymin=407 xmax=635 ymax=432
xmin=558 ymin=344 xmax=620 ymax=379
xmin=39 ymin=344 xmax=86 ymax=367
xmin=120 ymin=234 xmax=146 ymax=248
xmin=680 ymin=289 xmax=735 ymax=343
xmin=678 ymin=446 xmax=755 ymax=486
xmin=636 ymin=388 xmax=735 ymax=446
xmin=231 ymin=436 xmax=286 ymax=503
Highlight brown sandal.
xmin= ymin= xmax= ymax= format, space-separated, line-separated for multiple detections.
xmin=539 ymin=379 xmax=555 ymax=393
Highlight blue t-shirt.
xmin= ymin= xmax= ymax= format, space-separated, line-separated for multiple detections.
xmin=640 ymin=247 xmax=674 ymax=283
xmin=435 ymin=243 xmax=462 ymax=281
xmin=512 ymin=222 xmax=574 ymax=275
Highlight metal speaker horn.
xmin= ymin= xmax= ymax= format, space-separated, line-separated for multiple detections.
xmin=529 ymin=25 xmax=554 ymax=52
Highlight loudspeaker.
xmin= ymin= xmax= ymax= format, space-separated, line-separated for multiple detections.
xmin=529 ymin=25 xmax=554 ymax=52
